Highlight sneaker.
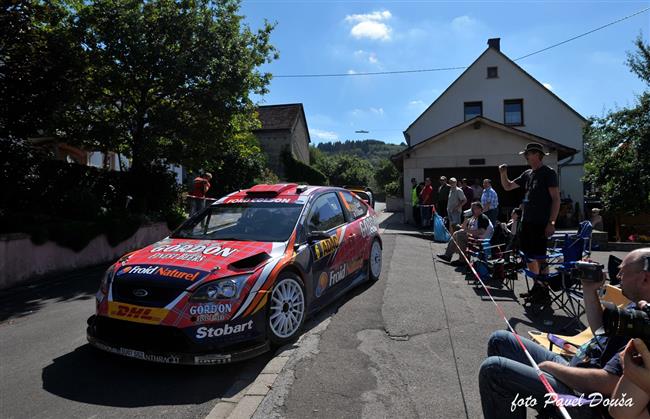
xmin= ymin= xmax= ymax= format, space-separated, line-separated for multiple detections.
xmin=450 ymin=260 xmax=465 ymax=267
xmin=437 ymin=254 xmax=452 ymax=262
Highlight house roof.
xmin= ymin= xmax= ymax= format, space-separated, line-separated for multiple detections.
xmin=392 ymin=116 xmax=578 ymax=162
xmin=403 ymin=43 xmax=587 ymax=141
xmin=255 ymin=103 xmax=311 ymax=143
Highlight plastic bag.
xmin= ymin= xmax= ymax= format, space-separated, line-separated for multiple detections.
xmin=433 ymin=213 xmax=451 ymax=243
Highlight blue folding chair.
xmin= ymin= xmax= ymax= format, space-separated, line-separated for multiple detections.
xmin=521 ymin=235 xmax=586 ymax=328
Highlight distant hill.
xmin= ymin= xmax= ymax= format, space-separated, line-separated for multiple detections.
xmin=314 ymin=139 xmax=406 ymax=165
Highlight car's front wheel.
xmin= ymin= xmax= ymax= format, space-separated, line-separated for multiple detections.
xmin=368 ymin=239 xmax=382 ymax=281
xmin=267 ymin=273 xmax=306 ymax=346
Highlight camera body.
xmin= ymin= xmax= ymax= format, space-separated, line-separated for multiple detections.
xmin=571 ymin=261 xmax=604 ymax=282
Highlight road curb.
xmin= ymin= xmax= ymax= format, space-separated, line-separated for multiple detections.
xmin=205 ymin=350 xmax=292 ymax=419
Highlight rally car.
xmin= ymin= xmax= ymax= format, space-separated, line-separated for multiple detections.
xmin=87 ymin=183 xmax=382 ymax=365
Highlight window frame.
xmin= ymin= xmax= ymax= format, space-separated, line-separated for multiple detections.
xmin=463 ymin=101 xmax=483 ymax=121
xmin=503 ymin=99 xmax=524 ymax=126
xmin=487 ymin=66 xmax=498 ymax=78
xmin=305 ymin=192 xmax=347 ymax=233
xmin=340 ymin=191 xmax=368 ymax=221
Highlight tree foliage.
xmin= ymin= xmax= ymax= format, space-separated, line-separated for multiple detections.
xmin=311 ymin=153 xmax=374 ymax=187
xmin=56 ymin=0 xmax=277 ymax=174
xmin=1 ymin=1 xmax=84 ymax=138
xmin=583 ymin=35 xmax=650 ymax=216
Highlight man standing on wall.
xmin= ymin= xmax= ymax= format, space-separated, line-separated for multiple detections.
xmin=499 ymin=143 xmax=560 ymax=303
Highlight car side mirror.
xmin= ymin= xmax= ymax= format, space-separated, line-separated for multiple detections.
xmin=308 ymin=231 xmax=330 ymax=242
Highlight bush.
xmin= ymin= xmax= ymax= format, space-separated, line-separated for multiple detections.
xmin=282 ymin=147 xmax=328 ymax=185
xmin=385 ymin=181 xmax=401 ymax=197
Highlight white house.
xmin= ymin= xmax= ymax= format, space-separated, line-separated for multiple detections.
xmin=393 ymin=38 xmax=585 ymax=223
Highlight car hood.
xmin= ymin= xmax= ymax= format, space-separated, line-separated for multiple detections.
xmin=114 ymin=238 xmax=287 ymax=285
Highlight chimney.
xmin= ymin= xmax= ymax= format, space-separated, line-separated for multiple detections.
xmin=487 ymin=38 xmax=500 ymax=51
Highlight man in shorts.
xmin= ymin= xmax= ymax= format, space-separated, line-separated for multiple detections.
xmin=498 ymin=143 xmax=560 ymax=303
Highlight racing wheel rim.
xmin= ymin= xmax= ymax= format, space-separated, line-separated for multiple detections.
xmin=269 ymin=277 xmax=305 ymax=339
xmin=370 ymin=240 xmax=382 ymax=279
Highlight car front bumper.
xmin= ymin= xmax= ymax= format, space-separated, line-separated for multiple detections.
xmin=86 ymin=315 xmax=270 ymax=365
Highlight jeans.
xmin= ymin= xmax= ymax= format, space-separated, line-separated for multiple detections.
xmin=444 ymin=229 xmax=467 ymax=258
xmin=484 ymin=208 xmax=498 ymax=225
xmin=479 ymin=330 xmax=603 ymax=419
xmin=420 ymin=205 xmax=432 ymax=227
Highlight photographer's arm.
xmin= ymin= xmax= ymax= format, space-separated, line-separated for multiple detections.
xmin=623 ymin=339 xmax=650 ymax=395
xmin=538 ymin=362 xmax=620 ymax=395
xmin=583 ymin=278 xmax=605 ymax=332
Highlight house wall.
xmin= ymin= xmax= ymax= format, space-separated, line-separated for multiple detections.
xmin=404 ymin=47 xmax=585 ymax=205
xmin=256 ymin=131 xmax=292 ymax=177
xmin=291 ymin=113 xmax=310 ymax=165
xmin=401 ymin=124 xmax=559 ymax=222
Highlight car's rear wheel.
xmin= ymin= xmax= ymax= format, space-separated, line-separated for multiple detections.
xmin=369 ymin=239 xmax=382 ymax=281
xmin=268 ymin=273 xmax=306 ymax=346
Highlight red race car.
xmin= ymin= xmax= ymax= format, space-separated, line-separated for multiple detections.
xmin=87 ymin=184 xmax=382 ymax=365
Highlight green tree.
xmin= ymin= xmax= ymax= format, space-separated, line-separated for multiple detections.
xmin=58 ymin=0 xmax=277 ymax=174
xmin=374 ymin=159 xmax=400 ymax=193
xmin=1 ymin=1 xmax=84 ymax=138
xmin=583 ymin=35 xmax=650 ymax=219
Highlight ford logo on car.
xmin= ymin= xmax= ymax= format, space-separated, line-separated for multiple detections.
xmin=133 ymin=289 xmax=149 ymax=297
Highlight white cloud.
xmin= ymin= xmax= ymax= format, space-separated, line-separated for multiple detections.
xmin=311 ymin=129 xmax=339 ymax=142
xmin=370 ymin=107 xmax=384 ymax=116
xmin=345 ymin=10 xmax=392 ymax=41
xmin=347 ymin=69 xmax=357 ymax=74
xmin=368 ymin=53 xmax=379 ymax=64
xmin=344 ymin=10 xmax=392 ymax=23
xmin=350 ymin=21 xmax=391 ymax=41
xmin=542 ymin=83 xmax=553 ymax=91
xmin=409 ymin=100 xmax=425 ymax=107
xmin=451 ymin=15 xmax=477 ymax=32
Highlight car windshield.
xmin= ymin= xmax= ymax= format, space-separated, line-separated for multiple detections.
xmin=172 ymin=202 xmax=303 ymax=242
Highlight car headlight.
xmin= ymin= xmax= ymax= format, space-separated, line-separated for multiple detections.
xmin=100 ymin=266 xmax=115 ymax=294
xmin=190 ymin=275 xmax=249 ymax=302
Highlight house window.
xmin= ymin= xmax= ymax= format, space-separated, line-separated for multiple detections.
xmin=487 ymin=66 xmax=498 ymax=78
xmin=504 ymin=99 xmax=524 ymax=126
xmin=464 ymin=101 xmax=482 ymax=121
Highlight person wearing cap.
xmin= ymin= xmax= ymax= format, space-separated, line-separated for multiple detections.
xmin=499 ymin=142 xmax=560 ymax=304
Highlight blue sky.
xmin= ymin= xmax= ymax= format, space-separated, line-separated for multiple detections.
xmin=241 ymin=1 xmax=650 ymax=145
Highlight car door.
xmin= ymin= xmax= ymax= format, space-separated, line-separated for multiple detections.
xmin=305 ymin=192 xmax=354 ymax=301
xmin=339 ymin=191 xmax=370 ymax=278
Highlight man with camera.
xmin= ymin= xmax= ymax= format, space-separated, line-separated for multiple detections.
xmin=479 ymin=248 xmax=650 ymax=419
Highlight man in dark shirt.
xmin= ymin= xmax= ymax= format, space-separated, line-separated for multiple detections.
xmin=499 ymin=143 xmax=560 ymax=302
xmin=437 ymin=176 xmax=450 ymax=219
xmin=479 ymin=248 xmax=650 ymax=419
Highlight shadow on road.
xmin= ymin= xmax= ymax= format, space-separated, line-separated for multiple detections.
xmin=0 ymin=264 xmax=106 ymax=322
xmin=40 ymin=269 xmax=379 ymax=408
xmin=42 ymin=344 xmax=274 ymax=407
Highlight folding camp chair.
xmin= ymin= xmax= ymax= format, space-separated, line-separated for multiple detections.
xmin=548 ymin=221 xmax=593 ymax=260
xmin=521 ymin=234 xmax=586 ymax=327
xmin=466 ymin=223 xmax=519 ymax=289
